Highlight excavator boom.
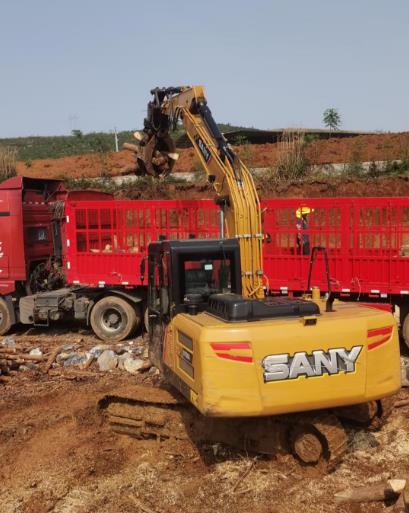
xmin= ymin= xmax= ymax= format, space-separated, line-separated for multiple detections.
xmin=135 ymin=86 xmax=264 ymax=298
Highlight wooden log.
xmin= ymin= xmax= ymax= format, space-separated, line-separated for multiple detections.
xmin=3 ymin=354 xmax=44 ymax=362
xmin=0 ymin=347 xmax=17 ymax=355
xmin=334 ymin=479 xmax=407 ymax=504
xmin=45 ymin=344 xmax=66 ymax=372
xmin=122 ymin=143 xmax=139 ymax=153
xmin=395 ymin=399 xmax=409 ymax=408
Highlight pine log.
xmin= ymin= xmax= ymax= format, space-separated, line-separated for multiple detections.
xmin=334 ymin=479 xmax=407 ymax=504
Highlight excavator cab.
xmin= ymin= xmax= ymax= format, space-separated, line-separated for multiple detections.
xmin=147 ymin=238 xmax=242 ymax=368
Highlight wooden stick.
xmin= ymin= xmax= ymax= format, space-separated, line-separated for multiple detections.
xmin=0 ymin=348 xmax=17 ymax=355
xmin=231 ymin=458 xmax=257 ymax=492
xmin=128 ymin=495 xmax=157 ymax=513
xmin=335 ymin=480 xmax=406 ymax=504
xmin=3 ymin=354 xmax=44 ymax=362
xmin=395 ymin=399 xmax=409 ymax=408
xmin=45 ymin=344 xmax=66 ymax=372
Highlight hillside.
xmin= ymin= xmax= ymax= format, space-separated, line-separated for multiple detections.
xmin=14 ymin=130 xmax=409 ymax=180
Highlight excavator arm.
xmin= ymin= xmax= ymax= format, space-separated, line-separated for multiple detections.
xmin=133 ymin=86 xmax=264 ymax=298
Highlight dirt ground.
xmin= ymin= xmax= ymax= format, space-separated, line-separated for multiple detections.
xmin=16 ymin=131 xmax=409 ymax=180
xmin=1 ymin=325 xmax=409 ymax=513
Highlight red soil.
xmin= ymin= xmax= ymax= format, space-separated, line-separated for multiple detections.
xmin=16 ymin=131 xmax=409 ymax=180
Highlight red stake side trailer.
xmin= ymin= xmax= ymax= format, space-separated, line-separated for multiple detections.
xmin=2 ymin=176 xmax=409 ymax=344
xmin=261 ymin=197 xmax=409 ymax=343
xmin=63 ymin=199 xmax=220 ymax=287
xmin=262 ymin=197 xmax=409 ymax=297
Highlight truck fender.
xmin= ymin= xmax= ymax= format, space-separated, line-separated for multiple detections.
xmin=107 ymin=290 xmax=143 ymax=306
xmin=86 ymin=290 xmax=143 ymax=326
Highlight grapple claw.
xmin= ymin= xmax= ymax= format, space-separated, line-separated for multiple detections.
xmin=135 ymin=133 xmax=177 ymax=178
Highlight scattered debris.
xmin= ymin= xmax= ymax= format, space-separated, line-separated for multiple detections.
xmin=0 ymin=343 xmax=44 ymax=376
xmin=0 ymin=334 xmax=149 ymax=381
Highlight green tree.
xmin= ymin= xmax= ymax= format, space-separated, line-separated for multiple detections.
xmin=323 ymin=108 xmax=341 ymax=132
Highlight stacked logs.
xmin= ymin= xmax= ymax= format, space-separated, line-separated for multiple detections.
xmin=0 ymin=345 xmax=44 ymax=377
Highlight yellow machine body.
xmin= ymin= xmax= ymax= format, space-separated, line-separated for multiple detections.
xmin=135 ymin=85 xmax=401 ymax=421
xmin=163 ymin=301 xmax=400 ymax=417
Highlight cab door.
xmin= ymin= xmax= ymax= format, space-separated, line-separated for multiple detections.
xmin=147 ymin=250 xmax=170 ymax=370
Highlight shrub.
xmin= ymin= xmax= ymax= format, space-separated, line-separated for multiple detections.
xmin=0 ymin=146 xmax=17 ymax=181
xmin=274 ymin=129 xmax=310 ymax=180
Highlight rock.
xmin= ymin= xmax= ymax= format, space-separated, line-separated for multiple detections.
xmin=60 ymin=343 xmax=79 ymax=353
xmin=59 ymin=352 xmax=90 ymax=367
xmin=148 ymin=365 xmax=159 ymax=375
xmin=400 ymin=356 xmax=409 ymax=387
xmin=127 ymin=346 xmax=144 ymax=356
xmin=77 ymin=352 xmax=94 ymax=369
xmin=29 ymin=347 xmax=43 ymax=357
xmin=124 ymin=357 xmax=145 ymax=375
xmin=1 ymin=337 xmax=15 ymax=346
xmin=117 ymin=353 xmax=130 ymax=370
xmin=19 ymin=362 xmax=39 ymax=371
xmin=97 ymin=350 xmax=118 ymax=371
xmin=90 ymin=344 xmax=112 ymax=359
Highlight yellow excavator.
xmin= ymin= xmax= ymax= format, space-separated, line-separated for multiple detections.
xmin=100 ymin=86 xmax=401 ymax=466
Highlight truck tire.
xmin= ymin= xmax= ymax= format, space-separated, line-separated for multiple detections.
xmin=90 ymin=296 xmax=139 ymax=342
xmin=0 ymin=298 xmax=12 ymax=336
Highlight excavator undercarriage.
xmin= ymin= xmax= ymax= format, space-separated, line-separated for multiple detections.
xmin=98 ymin=385 xmax=393 ymax=467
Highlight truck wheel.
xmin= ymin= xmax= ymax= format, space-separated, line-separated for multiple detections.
xmin=90 ymin=296 xmax=139 ymax=342
xmin=0 ymin=298 xmax=12 ymax=336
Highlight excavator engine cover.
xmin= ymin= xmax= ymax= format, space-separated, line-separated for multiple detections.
xmin=207 ymin=294 xmax=320 ymax=322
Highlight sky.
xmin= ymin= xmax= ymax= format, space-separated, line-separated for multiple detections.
xmin=0 ymin=0 xmax=408 ymax=137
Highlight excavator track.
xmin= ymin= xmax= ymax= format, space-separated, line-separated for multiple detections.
xmin=98 ymin=385 xmax=189 ymax=439
xmin=98 ymin=385 xmax=357 ymax=467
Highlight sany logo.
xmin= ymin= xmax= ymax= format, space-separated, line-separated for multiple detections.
xmin=195 ymin=136 xmax=212 ymax=163
xmin=262 ymin=346 xmax=362 ymax=382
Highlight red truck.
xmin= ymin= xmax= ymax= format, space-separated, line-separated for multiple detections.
xmin=2 ymin=177 xmax=409 ymax=344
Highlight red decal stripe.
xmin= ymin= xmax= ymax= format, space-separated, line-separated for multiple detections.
xmin=368 ymin=336 xmax=390 ymax=350
xmin=215 ymin=353 xmax=253 ymax=363
xmin=210 ymin=342 xmax=251 ymax=351
xmin=367 ymin=326 xmax=393 ymax=338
